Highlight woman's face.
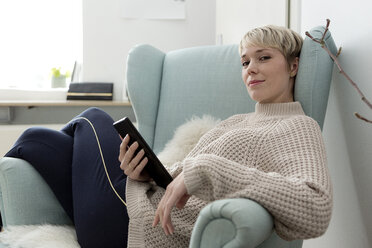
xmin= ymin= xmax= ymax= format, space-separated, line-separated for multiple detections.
xmin=240 ymin=46 xmax=299 ymax=104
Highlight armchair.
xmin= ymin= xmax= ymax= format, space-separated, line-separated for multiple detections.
xmin=0 ymin=26 xmax=336 ymax=248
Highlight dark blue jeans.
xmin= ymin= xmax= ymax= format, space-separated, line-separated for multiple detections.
xmin=5 ymin=107 xmax=129 ymax=248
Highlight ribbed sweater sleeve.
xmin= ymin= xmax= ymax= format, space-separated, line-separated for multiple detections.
xmin=183 ymin=115 xmax=332 ymax=241
xmin=166 ymin=161 xmax=183 ymax=178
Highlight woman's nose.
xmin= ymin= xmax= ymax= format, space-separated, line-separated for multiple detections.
xmin=247 ymin=62 xmax=258 ymax=74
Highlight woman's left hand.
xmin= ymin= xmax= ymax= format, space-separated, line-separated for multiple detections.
xmin=153 ymin=171 xmax=190 ymax=235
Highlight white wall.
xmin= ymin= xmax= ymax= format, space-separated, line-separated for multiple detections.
xmin=216 ymin=0 xmax=288 ymax=45
xmin=82 ymin=0 xmax=216 ymax=101
xmin=300 ymin=0 xmax=372 ymax=247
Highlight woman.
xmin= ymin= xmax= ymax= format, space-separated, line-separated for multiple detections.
xmin=5 ymin=25 xmax=332 ymax=247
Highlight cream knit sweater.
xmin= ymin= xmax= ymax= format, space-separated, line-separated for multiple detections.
xmin=125 ymin=101 xmax=333 ymax=247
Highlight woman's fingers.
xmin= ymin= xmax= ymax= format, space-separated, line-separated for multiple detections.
xmin=152 ymin=211 xmax=160 ymax=227
xmin=130 ymin=149 xmax=145 ymax=168
xmin=153 ymin=198 xmax=173 ymax=235
xmin=126 ymin=141 xmax=139 ymax=164
xmin=118 ymin=135 xmax=130 ymax=162
xmin=162 ymin=205 xmax=174 ymax=235
xmin=167 ymin=222 xmax=174 ymax=235
xmin=153 ymin=173 xmax=189 ymax=235
xmin=153 ymin=188 xmax=166 ymax=225
xmin=162 ymin=202 xmax=172 ymax=228
xmin=153 ymin=190 xmax=167 ymax=229
xmin=120 ymin=141 xmax=138 ymax=172
xmin=125 ymin=147 xmax=145 ymax=176
xmin=156 ymin=200 xmax=175 ymax=235
xmin=132 ymin=157 xmax=149 ymax=180
xmin=118 ymin=135 xmax=152 ymax=181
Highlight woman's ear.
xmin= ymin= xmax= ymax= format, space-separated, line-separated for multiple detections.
xmin=290 ymin=57 xmax=299 ymax=77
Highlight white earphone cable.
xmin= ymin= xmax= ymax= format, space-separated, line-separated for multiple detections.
xmin=71 ymin=117 xmax=127 ymax=207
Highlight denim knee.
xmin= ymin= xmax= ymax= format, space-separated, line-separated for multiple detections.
xmin=6 ymin=127 xmax=49 ymax=157
xmin=80 ymin=107 xmax=111 ymax=120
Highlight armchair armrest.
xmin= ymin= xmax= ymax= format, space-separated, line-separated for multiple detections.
xmin=190 ymin=198 xmax=273 ymax=248
xmin=0 ymin=157 xmax=72 ymax=227
xmin=190 ymin=198 xmax=303 ymax=248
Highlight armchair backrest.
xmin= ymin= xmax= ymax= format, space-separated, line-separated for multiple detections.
xmin=127 ymin=26 xmax=337 ymax=154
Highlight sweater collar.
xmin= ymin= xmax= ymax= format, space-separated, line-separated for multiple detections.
xmin=254 ymin=101 xmax=305 ymax=117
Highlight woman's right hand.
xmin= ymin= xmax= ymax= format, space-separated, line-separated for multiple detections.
xmin=118 ymin=134 xmax=150 ymax=182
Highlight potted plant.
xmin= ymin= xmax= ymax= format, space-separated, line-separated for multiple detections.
xmin=51 ymin=67 xmax=71 ymax=88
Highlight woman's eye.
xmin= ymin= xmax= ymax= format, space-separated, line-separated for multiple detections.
xmin=259 ymin=56 xmax=271 ymax=61
xmin=242 ymin=61 xmax=250 ymax=67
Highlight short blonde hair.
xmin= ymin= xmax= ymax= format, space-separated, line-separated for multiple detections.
xmin=239 ymin=25 xmax=303 ymax=65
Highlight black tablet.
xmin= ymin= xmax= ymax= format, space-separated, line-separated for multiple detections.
xmin=113 ymin=117 xmax=173 ymax=189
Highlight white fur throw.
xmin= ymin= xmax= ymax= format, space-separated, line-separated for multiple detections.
xmin=0 ymin=225 xmax=79 ymax=248
xmin=157 ymin=115 xmax=220 ymax=167
xmin=0 ymin=115 xmax=220 ymax=248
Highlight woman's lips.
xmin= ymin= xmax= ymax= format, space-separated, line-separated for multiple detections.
xmin=249 ymin=80 xmax=265 ymax=86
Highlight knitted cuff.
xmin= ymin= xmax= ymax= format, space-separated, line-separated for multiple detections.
xmin=168 ymin=161 xmax=183 ymax=178
xmin=182 ymin=158 xmax=204 ymax=195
